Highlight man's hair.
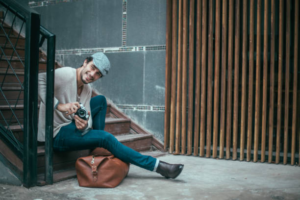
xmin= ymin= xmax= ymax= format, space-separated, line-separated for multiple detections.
xmin=80 ymin=56 xmax=93 ymax=67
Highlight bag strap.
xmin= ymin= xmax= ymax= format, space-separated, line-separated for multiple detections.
xmin=90 ymin=155 xmax=108 ymax=182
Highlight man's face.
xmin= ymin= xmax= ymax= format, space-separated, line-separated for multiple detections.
xmin=80 ymin=60 xmax=103 ymax=84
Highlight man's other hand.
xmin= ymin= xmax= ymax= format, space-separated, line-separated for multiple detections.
xmin=74 ymin=111 xmax=90 ymax=130
xmin=57 ymin=102 xmax=80 ymax=115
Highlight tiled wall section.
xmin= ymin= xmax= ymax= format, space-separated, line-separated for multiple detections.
xmin=31 ymin=0 xmax=167 ymax=141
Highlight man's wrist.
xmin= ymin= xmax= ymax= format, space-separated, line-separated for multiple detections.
xmin=54 ymin=101 xmax=60 ymax=109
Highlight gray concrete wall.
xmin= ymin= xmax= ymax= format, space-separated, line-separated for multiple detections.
xmin=19 ymin=0 xmax=29 ymax=7
xmin=31 ymin=0 xmax=167 ymax=142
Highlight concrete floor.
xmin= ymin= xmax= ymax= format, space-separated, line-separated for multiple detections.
xmin=0 ymin=154 xmax=300 ymax=200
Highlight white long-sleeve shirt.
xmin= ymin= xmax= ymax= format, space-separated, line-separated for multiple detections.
xmin=38 ymin=67 xmax=93 ymax=142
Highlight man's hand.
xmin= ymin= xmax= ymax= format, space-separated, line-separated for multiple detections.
xmin=57 ymin=102 xmax=80 ymax=116
xmin=74 ymin=111 xmax=90 ymax=130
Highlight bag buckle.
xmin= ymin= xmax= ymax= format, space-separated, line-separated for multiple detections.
xmin=91 ymin=155 xmax=95 ymax=164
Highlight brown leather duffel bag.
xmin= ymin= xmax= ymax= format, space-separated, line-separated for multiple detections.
xmin=75 ymin=148 xmax=130 ymax=188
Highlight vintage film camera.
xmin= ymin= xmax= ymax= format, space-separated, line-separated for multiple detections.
xmin=75 ymin=103 xmax=89 ymax=120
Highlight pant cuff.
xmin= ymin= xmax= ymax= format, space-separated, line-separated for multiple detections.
xmin=153 ymin=159 xmax=160 ymax=172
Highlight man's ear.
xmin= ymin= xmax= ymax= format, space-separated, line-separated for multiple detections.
xmin=83 ymin=59 xmax=88 ymax=67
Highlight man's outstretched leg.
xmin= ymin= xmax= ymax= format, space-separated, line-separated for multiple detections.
xmin=54 ymin=124 xmax=184 ymax=179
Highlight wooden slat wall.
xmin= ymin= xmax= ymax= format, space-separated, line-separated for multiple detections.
xmin=268 ymin=0 xmax=275 ymax=163
xmin=181 ymin=0 xmax=188 ymax=155
xmin=163 ymin=0 xmax=172 ymax=151
xmin=200 ymin=0 xmax=207 ymax=157
xmin=187 ymin=0 xmax=195 ymax=155
xmin=276 ymin=0 xmax=284 ymax=164
xmin=247 ymin=0 xmax=254 ymax=162
xmin=193 ymin=0 xmax=202 ymax=156
xmin=292 ymin=0 xmax=299 ymax=166
xmin=219 ymin=0 xmax=227 ymax=159
xmin=226 ymin=0 xmax=234 ymax=159
xmin=164 ymin=0 xmax=300 ymax=166
xmin=254 ymin=0 xmax=262 ymax=163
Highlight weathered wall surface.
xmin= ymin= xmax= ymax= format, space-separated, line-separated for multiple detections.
xmin=31 ymin=0 xmax=167 ymax=141
xmin=18 ymin=0 xmax=29 ymax=7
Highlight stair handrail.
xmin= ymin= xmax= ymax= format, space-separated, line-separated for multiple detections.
xmin=0 ymin=0 xmax=40 ymax=188
xmin=39 ymin=25 xmax=56 ymax=185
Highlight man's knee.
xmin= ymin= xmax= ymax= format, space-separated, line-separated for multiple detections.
xmin=100 ymin=131 xmax=115 ymax=142
xmin=96 ymin=95 xmax=107 ymax=106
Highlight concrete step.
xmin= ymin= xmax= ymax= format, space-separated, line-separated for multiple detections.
xmin=37 ymin=169 xmax=77 ymax=186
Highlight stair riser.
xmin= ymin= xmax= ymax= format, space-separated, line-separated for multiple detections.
xmin=0 ymin=106 xmax=111 ymax=130
xmin=0 ymin=90 xmax=24 ymax=101
xmin=104 ymin=121 xmax=130 ymax=135
xmin=6 ymin=120 xmax=131 ymax=144
xmin=0 ymin=109 xmax=110 ymax=124
xmin=1 ymin=48 xmax=26 ymax=57
xmin=120 ymin=137 xmax=152 ymax=152
xmin=0 ymin=37 xmax=25 ymax=46
xmin=2 ymin=129 xmax=23 ymax=143
xmin=0 ymin=109 xmax=23 ymax=123
xmin=0 ymin=100 xmax=23 ymax=105
xmin=0 ymin=61 xmax=47 ymax=69
xmin=0 ymin=74 xmax=24 ymax=83
xmin=0 ymin=27 xmax=18 ymax=36
xmin=37 ymin=150 xmax=90 ymax=174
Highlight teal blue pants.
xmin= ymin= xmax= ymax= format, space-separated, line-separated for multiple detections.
xmin=53 ymin=95 xmax=157 ymax=171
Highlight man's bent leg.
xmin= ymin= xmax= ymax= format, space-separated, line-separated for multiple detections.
xmin=90 ymin=95 xmax=107 ymax=130
xmin=53 ymin=124 xmax=157 ymax=171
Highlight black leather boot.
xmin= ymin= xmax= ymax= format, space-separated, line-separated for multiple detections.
xmin=156 ymin=161 xmax=184 ymax=179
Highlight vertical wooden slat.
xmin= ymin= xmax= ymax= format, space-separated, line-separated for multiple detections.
xmin=298 ymin=93 xmax=300 ymax=166
xmin=169 ymin=0 xmax=178 ymax=154
xmin=164 ymin=0 xmax=172 ymax=150
xmin=247 ymin=0 xmax=254 ymax=162
xmin=187 ymin=0 xmax=195 ymax=155
xmin=254 ymin=0 xmax=262 ymax=162
xmin=283 ymin=0 xmax=291 ymax=165
xmin=232 ymin=0 xmax=241 ymax=160
xmin=213 ymin=0 xmax=221 ymax=158
xmin=240 ymin=0 xmax=248 ymax=161
xmin=193 ymin=0 xmax=202 ymax=156
xmin=261 ymin=0 xmax=269 ymax=163
xmin=291 ymin=0 xmax=299 ymax=165
xmin=200 ymin=0 xmax=207 ymax=157
xmin=226 ymin=0 xmax=234 ymax=159
xmin=175 ymin=0 xmax=183 ymax=155
xmin=219 ymin=0 xmax=228 ymax=159
xmin=181 ymin=0 xmax=188 ymax=155
xmin=206 ymin=0 xmax=213 ymax=158
xmin=268 ymin=0 xmax=275 ymax=163
xmin=276 ymin=0 xmax=284 ymax=164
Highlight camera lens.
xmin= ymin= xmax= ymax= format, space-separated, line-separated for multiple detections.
xmin=79 ymin=110 xmax=85 ymax=117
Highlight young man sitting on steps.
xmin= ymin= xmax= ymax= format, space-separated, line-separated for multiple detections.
xmin=38 ymin=52 xmax=184 ymax=179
